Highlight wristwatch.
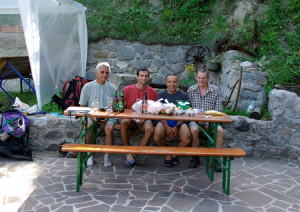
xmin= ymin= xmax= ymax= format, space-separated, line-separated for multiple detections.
xmin=176 ymin=123 xmax=182 ymax=129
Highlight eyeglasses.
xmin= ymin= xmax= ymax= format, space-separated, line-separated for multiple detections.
xmin=100 ymin=71 xmax=110 ymax=75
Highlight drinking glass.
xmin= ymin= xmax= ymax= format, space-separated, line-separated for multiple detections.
xmin=107 ymin=97 xmax=113 ymax=112
xmin=91 ymin=99 xmax=98 ymax=111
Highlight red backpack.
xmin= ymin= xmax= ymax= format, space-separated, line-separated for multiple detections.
xmin=51 ymin=76 xmax=89 ymax=110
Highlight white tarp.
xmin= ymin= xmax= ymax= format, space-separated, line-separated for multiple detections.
xmin=1 ymin=0 xmax=87 ymax=109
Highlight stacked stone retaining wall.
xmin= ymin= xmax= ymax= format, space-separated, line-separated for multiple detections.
xmin=27 ymin=90 xmax=299 ymax=162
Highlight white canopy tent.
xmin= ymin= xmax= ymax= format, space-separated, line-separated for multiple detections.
xmin=0 ymin=0 xmax=87 ymax=109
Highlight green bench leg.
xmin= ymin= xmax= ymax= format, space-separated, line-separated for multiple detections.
xmin=222 ymin=156 xmax=231 ymax=195
xmin=76 ymin=117 xmax=104 ymax=192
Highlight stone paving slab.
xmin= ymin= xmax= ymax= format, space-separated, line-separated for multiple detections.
xmin=0 ymin=151 xmax=300 ymax=212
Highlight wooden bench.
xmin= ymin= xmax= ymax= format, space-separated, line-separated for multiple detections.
xmin=62 ymin=144 xmax=246 ymax=195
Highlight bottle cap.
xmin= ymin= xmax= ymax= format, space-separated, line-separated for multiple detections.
xmin=254 ymin=98 xmax=256 ymax=101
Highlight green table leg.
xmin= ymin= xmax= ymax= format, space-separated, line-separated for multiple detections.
xmin=196 ymin=122 xmax=217 ymax=181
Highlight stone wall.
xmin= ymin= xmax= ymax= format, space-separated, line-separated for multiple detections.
xmin=27 ymin=89 xmax=299 ymax=162
xmin=87 ymin=39 xmax=268 ymax=111
xmin=0 ymin=31 xmax=33 ymax=92
xmin=1 ymin=35 xmax=268 ymax=111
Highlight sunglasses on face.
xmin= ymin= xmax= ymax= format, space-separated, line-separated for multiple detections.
xmin=100 ymin=71 xmax=109 ymax=75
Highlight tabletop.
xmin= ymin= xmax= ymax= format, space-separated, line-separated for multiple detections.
xmin=65 ymin=108 xmax=233 ymax=123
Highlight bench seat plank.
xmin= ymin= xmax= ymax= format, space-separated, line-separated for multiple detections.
xmin=62 ymin=144 xmax=246 ymax=157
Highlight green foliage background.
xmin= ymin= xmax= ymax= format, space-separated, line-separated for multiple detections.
xmin=75 ymin=0 xmax=300 ymax=89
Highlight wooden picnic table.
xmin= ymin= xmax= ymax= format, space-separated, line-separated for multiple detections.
xmin=63 ymin=108 xmax=242 ymax=195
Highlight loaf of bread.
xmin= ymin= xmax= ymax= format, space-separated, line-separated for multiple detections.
xmin=204 ymin=110 xmax=223 ymax=116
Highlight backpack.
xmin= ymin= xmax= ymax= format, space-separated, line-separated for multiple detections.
xmin=51 ymin=76 xmax=89 ymax=110
xmin=0 ymin=108 xmax=32 ymax=161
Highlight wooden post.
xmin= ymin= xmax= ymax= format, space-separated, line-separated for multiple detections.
xmin=232 ymin=66 xmax=242 ymax=112
xmin=250 ymin=107 xmax=261 ymax=119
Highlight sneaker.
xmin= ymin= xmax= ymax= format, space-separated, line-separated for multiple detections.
xmin=188 ymin=156 xmax=200 ymax=168
xmin=213 ymin=158 xmax=222 ymax=172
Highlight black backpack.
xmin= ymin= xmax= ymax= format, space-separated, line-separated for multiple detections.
xmin=51 ymin=76 xmax=89 ymax=110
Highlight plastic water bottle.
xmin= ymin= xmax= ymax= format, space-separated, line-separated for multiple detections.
xmin=246 ymin=98 xmax=256 ymax=113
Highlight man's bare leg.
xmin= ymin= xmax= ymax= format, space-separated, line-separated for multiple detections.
xmin=216 ymin=126 xmax=223 ymax=148
xmin=120 ymin=119 xmax=131 ymax=146
xmin=189 ymin=125 xmax=200 ymax=168
xmin=104 ymin=123 xmax=114 ymax=167
xmin=121 ymin=119 xmax=136 ymax=163
xmin=171 ymin=124 xmax=191 ymax=165
xmin=153 ymin=123 xmax=171 ymax=161
xmin=138 ymin=121 xmax=154 ymax=146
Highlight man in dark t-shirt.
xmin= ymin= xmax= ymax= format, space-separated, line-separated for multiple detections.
xmin=153 ymin=74 xmax=191 ymax=167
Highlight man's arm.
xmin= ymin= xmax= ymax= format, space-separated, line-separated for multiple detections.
xmin=161 ymin=120 xmax=175 ymax=138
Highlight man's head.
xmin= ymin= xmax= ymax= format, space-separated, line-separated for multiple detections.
xmin=166 ymin=74 xmax=179 ymax=94
xmin=196 ymin=68 xmax=210 ymax=88
xmin=95 ymin=62 xmax=111 ymax=83
xmin=136 ymin=68 xmax=150 ymax=85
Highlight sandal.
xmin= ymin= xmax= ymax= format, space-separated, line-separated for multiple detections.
xmin=172 ymin=157 xmax=180 ymax=166
xmin=164 ymin=159 xmax=173 ymax=167
xmin=125 ymin=158 xmax=135 ymax=167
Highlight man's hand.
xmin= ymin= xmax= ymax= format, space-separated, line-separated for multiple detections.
xmin=171 ymin=126 xmax=179 ymax=137
xmin=197 ymin=121 xmax=205 ymax=126
xmin=135 ymin=119 xmax=145 ymax=126
xmin=99 ymin=118 xmax=107 ymax=124
xmin=166 ymin=126 xmax=175 ymax=138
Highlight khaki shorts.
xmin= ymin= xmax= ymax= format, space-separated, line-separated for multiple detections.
xmin=87 ymin=117 xmax=116 ymax=128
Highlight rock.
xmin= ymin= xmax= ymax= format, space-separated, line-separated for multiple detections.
xmin=171 ymin=63 xmax=185 ymax=74
xmin=152 ymin=59 xmax=165 ymax=69
xmin=235 ymin=118 xmax=250 ymax=131
xmin=242 ymin=84 xmax=262 ymax=92
xmin=143 ymin=52 xmax=155 ymax=59
xmin=109 ymin=74 xmax=137 ymax=93
xmin=135 ymin=60 xmax=152 ymax=69
xmin=256 ymin=78 xmax=267 ymax=85
xmin=118 ymin=46 xmax=136 ymax=60
xmin=132 ymin=44 xmax=145 ymax=54
xmin=151 ymin=73 xmax=166 ymax=84
xmin=106 ymin=44 xmax=118 ymax=52
xmin=116 ymin=61 xmax=128 ymax=72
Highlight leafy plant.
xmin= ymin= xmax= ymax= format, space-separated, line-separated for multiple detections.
xmin=180 ymin=63 xmax=197 ymax=87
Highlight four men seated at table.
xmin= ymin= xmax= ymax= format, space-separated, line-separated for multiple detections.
xmin=79 ymin=62 xmax=223 ymax=171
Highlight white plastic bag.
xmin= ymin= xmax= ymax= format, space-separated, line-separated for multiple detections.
xmin=13 ymin=97 xmax=29 ymax=111
xmin=160 ymin=99 xmax=176 ymax=115
xmin=147 ymin=100 xmax=163 ymax=114
xmin=27 ymin=105 xmax=38 ymax=114
xmin=132 ymin=100 xmax=143 ymax=113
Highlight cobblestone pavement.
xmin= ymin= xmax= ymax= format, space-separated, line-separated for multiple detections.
xmin=1 ymin=151 xmax=300 ymax=212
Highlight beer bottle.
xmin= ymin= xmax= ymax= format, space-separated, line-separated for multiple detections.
xmin=113 ymin=89 xmax=119 ymax=112
xmin=118 ymin=90 xmax=125 ymax=113
xmin=142 ymin=91 xmax=147 ymax=113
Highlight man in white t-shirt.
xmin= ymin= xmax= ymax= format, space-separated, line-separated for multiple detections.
xmin=79 ymin=62 xmax=117 ymax=167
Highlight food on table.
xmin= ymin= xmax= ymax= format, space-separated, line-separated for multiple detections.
xmin=204 ymin=110 xmax=223 ymax=116
xmin=189 ymin=107 xmax=193 ymax=110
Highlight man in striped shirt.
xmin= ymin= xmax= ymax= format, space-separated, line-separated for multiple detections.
xmin=187 ymin=68 xmax=223 ymax=171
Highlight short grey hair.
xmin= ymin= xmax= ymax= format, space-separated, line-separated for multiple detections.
xmin=196 ymin=68 xmax=209 ymax=77
xmin=96 ymin=62 xmax=111 ymax=73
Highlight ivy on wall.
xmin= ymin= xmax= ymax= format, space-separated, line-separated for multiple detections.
xmin=75 ymin=0 xmax=300 ymax=87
